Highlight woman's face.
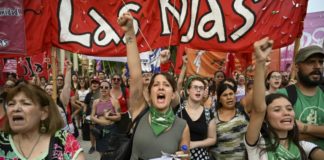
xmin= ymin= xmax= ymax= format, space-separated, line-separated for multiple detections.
xmin=187 ymin=80 xmax=205 ymax=102
xmin=150 ymin=75 xmax=175 ymax=111
xmin=219 ymin=88 xmax=236 ymax=108
xmin=100 ymin=82 xmax=110 ymax=96
xmin=266 ymin=97 xmax=295 ymax=132
xmin=268 ymin=72 xmax=282 ymax=89
xmin=214 ymin=72 xmax=225 ymax=85
xmin=6 ymin=92 xmax=47 ymax=133
xmin=79 ymin=79 xmax=85 ymax=87
xmin=237 ymin=75 xmax=245 ymax=85
xmin=72 ymin=75 xmax=78 ymax=81
xmin=111 ymin=75 xmax=121 ymax=87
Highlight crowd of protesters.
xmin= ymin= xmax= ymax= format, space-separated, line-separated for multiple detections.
xmin=1 ymin=15 xmax=324 ymax=160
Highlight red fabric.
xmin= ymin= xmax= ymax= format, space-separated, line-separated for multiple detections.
xmin=1 ymin=0 xmax=308 ymax=57
xmin=16 ymin=51 xmax=49 ymax=80
xmin=175 ymin=45 xmax=186 ymax=75
xmin=225 ymin=53 xmax=235 ymax=78
xmin=66 ymin=91 xmax=75 ymax=124
xmin=160 ymin=61 xmax=172 ymax=73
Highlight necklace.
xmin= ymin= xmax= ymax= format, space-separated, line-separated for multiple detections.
xmin=18 ymin=134 xmax=41 ymax=160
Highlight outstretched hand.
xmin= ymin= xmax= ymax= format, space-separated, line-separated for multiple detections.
xmin=253 ymin=37 xmax=274 ymax=63
xmin=117 ymin=12 xmax=134 ymax=33
xmin=160 ymin=49 xmax=171 ymax=64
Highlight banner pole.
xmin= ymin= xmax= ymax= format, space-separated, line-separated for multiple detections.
xmin=51 ymin=47 xmax=58 ymax=101
xmin=289 ymin=38 xmax=301 ymax=82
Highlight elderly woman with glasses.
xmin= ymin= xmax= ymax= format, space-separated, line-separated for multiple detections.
xmin=0 ymin=84 xmax=85 ymax=159
xmin=90 ymin=80 xmax=121 ymax=159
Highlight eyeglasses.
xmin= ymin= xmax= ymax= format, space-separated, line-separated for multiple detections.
xmin=191 ymin=85 xmax=205 ymax=91
xmin=56 ymin=78 xmax=63 ymax=81
xmin=100 ymin=86 xmax=110 ymax=89
xmin=270 ymin=75 xmax=282 ymax=79
xmin=113 ymin=78 xmax=121 ymax=82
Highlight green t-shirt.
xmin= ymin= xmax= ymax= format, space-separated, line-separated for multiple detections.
xmin=277 ymin=86 xmax=324 ymax=149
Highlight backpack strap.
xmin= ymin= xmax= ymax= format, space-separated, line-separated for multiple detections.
xmin=176 ymin=100 xmax=186 ymax=118
xmin=285 ymin=85 xmax=298 ymax=106
xmin=204 ymin=108 xmax=211 ymax=125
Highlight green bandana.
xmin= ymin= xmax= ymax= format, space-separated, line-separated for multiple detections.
xmin=267 ymin=140 xmax=301 ymax=160
xmin=149 ymin=107 xmax=175 ymax=136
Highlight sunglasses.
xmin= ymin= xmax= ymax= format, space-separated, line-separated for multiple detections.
xmin=113 ymin=78 xmax=121 ymax=82
xmin=100 ymin=86 xmax=110 ymax=89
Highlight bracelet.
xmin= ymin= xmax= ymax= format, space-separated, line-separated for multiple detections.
xmin=303 ymin=124 xmax=308 ymax=133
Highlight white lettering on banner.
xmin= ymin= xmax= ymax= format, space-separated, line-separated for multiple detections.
xmin=180 ymin=0 xmax=199 ymax=42
xmin=57 ymin=0 xmax=260 ymax=47
xmin=59 ymin=0 xmax=91 ymax=47
xmin=90 ymin=9 xmax=120 ymax=46
xmin=180 ymin=0 xmax=257 ymax=43
xmin=197 ymin=0 xmax=226 ymax=41
xmin=230 ymin=0 xmax=256 ymax=42
xmin=159 ymin=0 xmax=187 ymax=35
xmin=118 ymin=3 xmax=141 ymax=44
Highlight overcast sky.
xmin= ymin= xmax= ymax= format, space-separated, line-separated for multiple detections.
xmin=308 ymin=0 xmax=324 ymax=12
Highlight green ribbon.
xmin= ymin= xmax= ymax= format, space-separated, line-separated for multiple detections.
xmin=149 ymin=107 xmax=175 ymax=136
xmin=267 ymin=139 xmax=301 ymax=160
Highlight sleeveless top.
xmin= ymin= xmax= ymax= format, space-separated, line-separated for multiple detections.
xmin=96 ymin=100 xmax=115 ymax=116
xmin=210 ymin=107 xmax=249 ymax=160
xmin=180 ymin=108 xmax=214 ymax=141
xmin=131 ymin=111 xmax=187 ymax=160
xmin=0 ymin=130 xmax=83 ymax=160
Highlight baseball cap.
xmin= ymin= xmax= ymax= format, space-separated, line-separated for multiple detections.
xmin=295 ymin=45 xmax=324 ymax=63
xmin=91 ymin=77 xmax=100 ymax=84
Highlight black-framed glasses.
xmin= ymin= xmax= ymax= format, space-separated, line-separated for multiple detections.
xmin=100 ymin=86 xmax=110 ymax=89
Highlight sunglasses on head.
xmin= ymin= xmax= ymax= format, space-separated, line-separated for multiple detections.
xmin=100 ymin=86 xmax=110 ymax=89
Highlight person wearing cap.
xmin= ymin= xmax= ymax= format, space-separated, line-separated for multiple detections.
xmin=277 ymin=45 xmax=324 ymax=149
xmin=80 ymin=77 xmax=100 ymax=154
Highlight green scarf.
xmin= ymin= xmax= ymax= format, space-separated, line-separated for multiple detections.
xmin=267 ymin=139 xmax=301 ymax=160
xmin=149 ymin=107 xmax=175 ymax=136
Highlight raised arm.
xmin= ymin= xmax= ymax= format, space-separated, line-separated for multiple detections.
xmin=177 ymin=55 xmax=188 ymax=94
xmin=245 ymin=37 xmax=273 ymax=145
xmin=60 ymin=61 xmax=72 ymax=108
xmin=117 ymin=12 xmax=146 ymax=119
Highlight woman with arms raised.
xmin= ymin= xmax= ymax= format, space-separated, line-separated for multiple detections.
xmin=118 ymin=12 xmax=190 ymax=159
xmin=0 ymin=84 xmax=85 ymax=159
xmin=245 ymin=37 xmax=324 ymax=160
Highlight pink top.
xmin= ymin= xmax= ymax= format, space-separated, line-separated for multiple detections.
xmin=96 ymin=99 xmax=115 ymax=116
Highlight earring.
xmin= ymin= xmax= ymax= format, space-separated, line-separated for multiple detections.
xmin=40 ymin=121 xmax=47 ymax=133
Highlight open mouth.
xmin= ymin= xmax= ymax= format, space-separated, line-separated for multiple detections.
xmin=280 ymin=118 xmax=292 ymax=124
xmin=157 ymin=94 xmax=166 ymax=103
xmin=12 ymin=115 xmax=25 ymax=124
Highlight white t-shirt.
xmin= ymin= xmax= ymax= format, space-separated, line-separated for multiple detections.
xmin=77 ymin=89 xmax=90 ymax=102
xmin=244 ymin=134 xmax=318 ymax=160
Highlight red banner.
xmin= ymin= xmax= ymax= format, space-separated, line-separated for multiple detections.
xmin=0 ymin=0 xmax=26 ymax=55
xmin=1 ymin=0 xmax=309 ymax=57
xmin=16 ymin=52 xmax=49 ymax=80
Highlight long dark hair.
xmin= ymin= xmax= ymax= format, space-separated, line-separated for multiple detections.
xmin=260 ymin=93 xmax=307 ymax=159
